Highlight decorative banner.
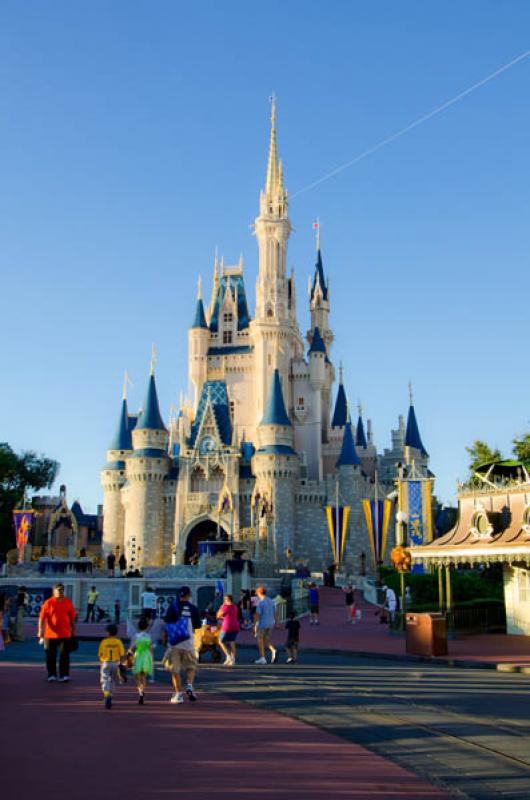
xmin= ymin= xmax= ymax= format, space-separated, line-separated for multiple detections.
xmin=325 ymin=505 xmax=350 ymax=565
xmin=400 ymin=479 xmax=433 ymax=546
xmin=13 ymin=510 xmax=34 ymax=563
xmin=217 ymin=483 xmax=233 ymax=514
xmin=362 ymin=498 xmax=392 ymax=568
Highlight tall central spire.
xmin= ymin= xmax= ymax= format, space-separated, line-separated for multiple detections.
xmin=265 ymin=94 xmax=282 ymax=196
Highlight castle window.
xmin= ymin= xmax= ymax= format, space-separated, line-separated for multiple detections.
xmin=267 ymin=308 xmax=273 ymax=318
xmin=223 ymin=313 xmax=233 ymax=324
xmin=223 ymin=330 xmax=233 ymax=344
xmin=267 ymin=354 xmax=272 ymax=366
xmin=229 ymin=400 xmax=235 ymax=420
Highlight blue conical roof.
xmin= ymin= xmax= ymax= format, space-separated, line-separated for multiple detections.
xmin=109 ymin=398 xmax=132 ymax=451
xmin=308 ymin=326 xmax=326 ymax=355
xmin=260 ymin=369 xmax=291 ymax=427
xmin=331 ymin=382 xmax=347 ymax=428
xmin=311 ymin=249 xmax=328 ymax=301
xmin=336 ymin=421 xmax=360 ymax=467
xmin=136 ymin=373 xmax=167 ymax=431
xmin=405 ymin=404 xmax=428 ymax=457
xmin=356 ymin=415 xmax=367 ymax=448
xmin=191 ymin=297 xmax=208 ymax=329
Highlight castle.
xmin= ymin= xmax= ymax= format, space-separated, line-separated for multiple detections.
xmin=100 ymin=102 xmax=431 ymax=572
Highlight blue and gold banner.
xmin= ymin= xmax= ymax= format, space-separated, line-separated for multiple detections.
xmin=13 ymin=510 xmax=34 ymax=562
xmin=362 ymin=498 xmax=392 ymax=568
xmin=325 ymin=505 xmax=350 ymax=565
xmin=399 ymin=479 xmax=433 ymax=546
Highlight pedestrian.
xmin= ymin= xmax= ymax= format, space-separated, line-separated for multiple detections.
xmin=118 ymin=553 xmax=127 ymax=576
xmin=382 ymin=585 xmax=397 ymax=624
xmin=114 ymin=598 xmax=121 ymax=624
xmin=254 ymin=585 xmax=277 ymax=665
xmin=129 ymin=617 xmax=154 ymax=705
xmin=217 ymin=594 xmax=240 ymax=666
xmin=14 ymin=585 xmax=28 ymax=641
xmin=239 ymin=589 xmax=252 ymax=629
xmin=405 ymin=585 xmax=412 ymax=606
xmin=107 ymin=552 xmax=116 ymax=577
xmin=1 ymin=593 xmax=12 ymax=646
xmin=343 ymin=582 xmax=356 ymax=622
xmin=37 ymin=583 xmax=77 ymax=682
xmin=163 ymin=586 xmax=201 ymax=704
xmin=308 ymin=582 xmax=320 ymax=625
xmin=98 ymin=623 xmax=125 ymax=710
xmin=141 ymin=586 xmax=157 ymax=620
xmin=84 ymin=585 xmax=99 ymax=623
xmin=284 ymin=611 xmax=301 ymax=663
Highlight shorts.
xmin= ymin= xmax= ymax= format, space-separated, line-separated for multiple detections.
xmin=219 ymin=630 xmax=238 ymax=643
xmin=256 ymin=627 xmax=271 ymax=646
xmin=309 ymin=604 xmax=319 ymax=614
xmin=285 ymin=639 xmax=299 ymax=649
xmin=163 ymin=646 xmax=198 ymax=672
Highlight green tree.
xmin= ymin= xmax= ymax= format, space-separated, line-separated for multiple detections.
xmin=513 ymin=433 xmax=530 ymax=464
xmin=0 ymin=442 xmax=59 ymax=556
xmin=465 ymin=440 xmax=502 ymax=478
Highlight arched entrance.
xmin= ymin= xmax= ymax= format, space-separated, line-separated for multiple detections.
xmin=184 ymin=518 xmax=229 ymax=563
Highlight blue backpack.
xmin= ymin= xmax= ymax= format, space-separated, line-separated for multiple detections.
xmin=165 ymin=601 xmax=191 ymax=646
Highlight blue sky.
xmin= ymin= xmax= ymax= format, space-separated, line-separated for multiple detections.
xmin=1 ymin=1 xmax=529 ymax=511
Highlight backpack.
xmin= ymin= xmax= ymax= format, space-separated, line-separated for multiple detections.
xmin=165 ymin=602 xmax=191 ymax=646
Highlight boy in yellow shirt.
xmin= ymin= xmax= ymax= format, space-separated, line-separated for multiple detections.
xmin=98 ymin=623 xmax=125 ymax=709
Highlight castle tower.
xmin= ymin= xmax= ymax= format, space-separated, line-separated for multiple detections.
xmin=250 ymin=98 xmax=303 ymax=421
xmin=404 ymin=385 xmax=429 ymax=471
xmin=188 ymin=277 xmax=210 ymax=410
xmin=124 ymin=365 xmax=170 ymax=567
xmin=306 ymin=327 xmax=327 ymax=480
xmin=252 ymin=369 xmax=299 ymax=563
xmin=101 ymin=390 xmax=132 ymax=555
xmin=309 ymin=237 xmax=333 ymax=353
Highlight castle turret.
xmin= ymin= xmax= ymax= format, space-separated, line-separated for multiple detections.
xmin=307 ymin=326 xmax=327 ymax=480
xmin=124 ymin=365 xmax=170 ymax=567
xmin=308 ymin=234 xmax=333 ymax=353
xmin=101 ymin=389 xmax=132 ymax=555
xmin=189 ymin=277 xmax=210 ymax=410
xmin=331 ymin=366 xmax=348 ymax=429
xmin=253 ymin=369 xmax=298 ymax=563
xmin=404 ymin=385 xmax=428 ymax=462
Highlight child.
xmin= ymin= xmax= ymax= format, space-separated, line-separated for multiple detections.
xmin=98 ymin=623 xmax=125 ymax=710
xmin=285 ymin=611 xmax=300 ymax=664
xmin=308 ymin=583 xmax=320 ymax=625
xmin=130 ymin=617 xmax=154 ymax=705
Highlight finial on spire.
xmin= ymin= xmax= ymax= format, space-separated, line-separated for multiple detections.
xmin=408 ymin=381 xmax=414 ymax=406
xmin=197 ymin=275 xmax=203 ymax=300
xmin=265 ymin=94 xmax=280 ymax=195
xmin=238 ymin=252 xmax=244 ymax=271
xmin=122 ymin=369 xmax=132 ymax=401
xmin=150 ymin=344 xmax=157 ymax=376
xmin=358 ymin=400 xmax=363 ymax=418
xmin=270 ymin=91 xmax=276 ymax=126
xmin=339 ymin=361 xmax=344 ymax=384
xmin=313 ymin=218 xmax=321 ymax=251
xmin=220 ymin=255 xmax=225 ymax=276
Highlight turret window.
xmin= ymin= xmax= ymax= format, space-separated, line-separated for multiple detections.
xmin=223 ymin=331 xmax=233 ymax=344
xmin=223 ymin=313 xmax=233 ymax=324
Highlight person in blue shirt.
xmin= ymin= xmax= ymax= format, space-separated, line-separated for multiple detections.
xmin=308 ymin=583 xmax=320 ymax=625
xmin=253 ymin=586 xmax=277 ymax=665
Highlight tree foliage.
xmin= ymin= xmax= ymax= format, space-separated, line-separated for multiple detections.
xmin=512 ymin=433 xmax=530 ymax=464
xmin=0 ymin=442 xmax=59 ymax=555
xmin=465 ymin=440 xmax=502 ymax=477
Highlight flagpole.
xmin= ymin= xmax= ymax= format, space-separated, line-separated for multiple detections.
xmin=375 ymin=470 xmax=382 ymax=587
xmin=335 ymin=477 xmax=339 ymax=567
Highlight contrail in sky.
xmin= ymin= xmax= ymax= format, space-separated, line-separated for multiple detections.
xmin=291 ymin=49 xmax=530 ymax=198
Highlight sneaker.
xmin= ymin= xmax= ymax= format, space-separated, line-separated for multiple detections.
xmin=170 ymin=692 xmax=184 ymax=704
xmin=58 ymin=676 xmax=70 ymax=682
xmin=223 ymin=657 xmax=232 ymax=666
xmin=47 ymin=676 xmax=57 ymax=682
xmin=286 ymin=657 xmax=293 ymax=664
xmin=185 ymin=687 xmax=197 ymax=702
xmin=104 ymin=696 xmax=112 ymax=710
xmin=270 ymin=647 xmax=277 ymax=664
xmin=255 ymin=657 xmax=267 ymax=664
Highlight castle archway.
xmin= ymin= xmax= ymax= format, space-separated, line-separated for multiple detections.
xmin=183 ymin=517 xmax=229 ymax=564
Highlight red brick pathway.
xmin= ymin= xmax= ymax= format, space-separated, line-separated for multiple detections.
xmin=0 ymin=664 xmax=449 ymax=799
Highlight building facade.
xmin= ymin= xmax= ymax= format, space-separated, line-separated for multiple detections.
xmin=101 ymin=103 xmax=431 ymax=571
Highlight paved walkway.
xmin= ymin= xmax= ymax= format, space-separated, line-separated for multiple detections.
xmin=0 ymin=663 xmax=449 ymax=799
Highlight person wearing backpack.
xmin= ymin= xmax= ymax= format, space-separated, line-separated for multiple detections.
xmin=163 ymin=586 xmax=201 ymax=704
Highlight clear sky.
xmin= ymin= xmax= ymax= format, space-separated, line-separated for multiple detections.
xmin=1 ymin=1 xmax=529 ymax=512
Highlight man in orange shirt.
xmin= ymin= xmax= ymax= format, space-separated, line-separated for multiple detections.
xmin=37 ymin=583 xmax=77 ymax=682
